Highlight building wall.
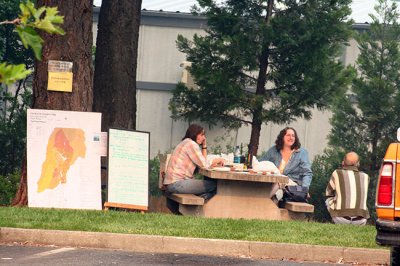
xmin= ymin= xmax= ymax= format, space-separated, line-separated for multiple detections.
xmin=93 ymin=9 xmax=362 ymax=160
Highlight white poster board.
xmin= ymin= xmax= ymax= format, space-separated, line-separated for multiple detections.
xmin=107 ymin=128 xmax=150 ymax=210
xmin=27 ymin=109 xmax=102 ymax=210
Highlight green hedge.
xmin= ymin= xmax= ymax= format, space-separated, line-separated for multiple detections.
xmin=0 ymin=170 xmax=20 ymax=205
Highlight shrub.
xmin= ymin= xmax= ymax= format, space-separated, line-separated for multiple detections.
xmin=0 ymin=82 xmax=31 ymax=176
xmin=309 ymin=149 xmax=344 ymax=222
xmin=0 ymin=170 xmax=20 ymax=205
xmin=149 ymin=156 xmax=162 ymax=197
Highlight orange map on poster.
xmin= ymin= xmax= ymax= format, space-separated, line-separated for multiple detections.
xmin=37 ymin=128 xmax=86 ymax=192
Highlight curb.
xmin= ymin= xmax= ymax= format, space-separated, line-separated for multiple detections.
xmin=0 ymin=227 xmax=389 ymax=265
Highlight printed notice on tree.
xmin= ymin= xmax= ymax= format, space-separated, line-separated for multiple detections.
xmin=107 ymin=128 xmax=150 ymax=208
xmin=27 ymin=109 xmax=102 ymax=210
xmin=47 ymin=60 xmax=73 ymax=92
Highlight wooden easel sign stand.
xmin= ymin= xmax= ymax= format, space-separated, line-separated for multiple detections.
xmin=104 ymin=202 xmax=147 ymax=213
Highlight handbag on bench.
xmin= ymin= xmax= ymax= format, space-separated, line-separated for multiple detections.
xmin=282 ymin=185 xmax=309 ymax=203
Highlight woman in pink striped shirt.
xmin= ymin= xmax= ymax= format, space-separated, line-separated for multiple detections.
xmin=164 ymin=124 xmax=224 ymax=202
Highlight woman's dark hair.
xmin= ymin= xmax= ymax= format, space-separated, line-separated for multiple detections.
xmin=183 ymin=124 xmax=204 ymax=141
xmin=275 ymin=127 xmax=301 ymax=151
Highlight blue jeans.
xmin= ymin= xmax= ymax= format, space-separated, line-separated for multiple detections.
xmin=167 ymin=178 xmax=217 ymax=196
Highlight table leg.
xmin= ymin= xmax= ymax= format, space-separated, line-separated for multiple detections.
xmin=180 ymin=180 xmax=290 ymax=220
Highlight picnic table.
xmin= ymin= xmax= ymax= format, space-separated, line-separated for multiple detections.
xmin=178 ymin=168 xmax=293 ymax=220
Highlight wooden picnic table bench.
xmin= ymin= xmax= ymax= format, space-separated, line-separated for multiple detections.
xmin=159 ymin=154 xmax=313 ymax=220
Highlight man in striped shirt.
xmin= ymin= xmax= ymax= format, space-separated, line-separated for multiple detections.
xmin=325 ymin=152 xmax=370 ymax=225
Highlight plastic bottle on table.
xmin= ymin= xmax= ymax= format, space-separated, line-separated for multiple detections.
xmin=233 ymin=145 xmax=241 ymax=163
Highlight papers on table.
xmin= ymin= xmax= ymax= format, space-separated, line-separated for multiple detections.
xmin=212 ymin=167 xmax=231 ymax=172
xmin=252 ymin=157 xmax=280 ymax=174
xmin=207 ymin=153 xmax=234 ymax=165
xmin=206 ymin=153 xmax=281 ymax=174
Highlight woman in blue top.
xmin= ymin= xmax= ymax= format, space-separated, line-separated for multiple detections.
xmin=260 ymin=127 xmax=312 ymax=200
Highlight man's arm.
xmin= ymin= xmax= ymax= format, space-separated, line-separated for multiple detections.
xmin=325 ymin=170 xmax=337 ymax=197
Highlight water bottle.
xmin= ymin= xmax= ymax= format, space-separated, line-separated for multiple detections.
xmin=234 ymin=145 xmax=241 ymax=163
xmin=240 ymin=143 xmax=245 ymax=163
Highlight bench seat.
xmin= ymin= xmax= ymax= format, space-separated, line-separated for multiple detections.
xmin=284 ymin=202 xmax=314 ymax=213
xmin=159 ymin=154 xmax=205 ymax=207
xmin=168 ymin=193 xmax=205 ymax=205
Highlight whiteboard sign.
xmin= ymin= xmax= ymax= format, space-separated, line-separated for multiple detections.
xmin=107 ymin=128 xmax=150 ymax=209
xmin=397 ymin=127 xmax=400 ymax=142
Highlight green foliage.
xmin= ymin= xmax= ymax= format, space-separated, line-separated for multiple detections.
xmin=330 ymin=0 xmax=400 ymax=172
xmin=0 ymin=171 xmax=20 ymax=205
xmin=0 ymin=1 xmax=32 ymax=205
xmin=0 ymin=1 xmax=32 ymax=63
xmin=0 ymin=0 xmax=33 ymax=85
xmin=0 ymin=62 xmax=32 ymax=85
xmin=0 ymin=207 xmax=380 ymax=248
xmin=149 ymin=156 xmax=162 ymax=197
xmin=170 ymin=0 xmax=354 ymax=153
xmin=0 ymin=0 xmax=64 ymax=203
xmin=209 ymin=131 xmax=235 ymax=154
xmin=14 ymin=26 xmax=44 ymax=60
xmin=0 ymin=0 xmax=64 ymax=84
xmin=316 ymin=0 xmax=400 ymax=221
xmin=309 ymin=149 xmax=344 ymax=222
xmin=0 ymin=80 xmax=31 ymax=176
xmin=16 ymin=0 xmax=64 ymax=59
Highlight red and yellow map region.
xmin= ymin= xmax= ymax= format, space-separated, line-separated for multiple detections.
xmin=37 ymin=128 xmax=86 ymax=192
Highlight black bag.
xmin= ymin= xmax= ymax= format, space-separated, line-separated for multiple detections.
xmin=283 ymin=185 xmax=309 ymax=203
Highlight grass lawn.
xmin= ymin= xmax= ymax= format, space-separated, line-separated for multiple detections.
xmin=0 ymin=206 xmax=381 ymax=249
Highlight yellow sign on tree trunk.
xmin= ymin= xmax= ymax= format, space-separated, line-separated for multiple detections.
xmin=47 ymin=60 xmax=73 ymax=92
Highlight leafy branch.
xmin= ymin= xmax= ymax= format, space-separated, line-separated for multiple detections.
xmin=0 ymin=0 xmax=64 ymax=85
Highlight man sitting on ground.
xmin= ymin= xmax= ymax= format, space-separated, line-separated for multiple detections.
xmin=325 ymin=152 xmax=369 ymax=225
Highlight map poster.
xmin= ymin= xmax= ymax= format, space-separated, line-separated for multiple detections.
xmin=107 ymin=128 xmax=150 ymax=209
xmin=27 ymin=109 xmax=102 ymax=210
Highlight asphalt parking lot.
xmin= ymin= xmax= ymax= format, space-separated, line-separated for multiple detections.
xmin=0 ymin=243 xmax=349 ymax=266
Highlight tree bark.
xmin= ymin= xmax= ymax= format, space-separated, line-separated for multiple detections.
xmin=93 ymin=0 xmax=142 ymax=131
xmin=11 ymin=151 xmax=27 ymax=206
xmin=249 ymin=0 xmax=274 ymax=156
xmin=12 ymin=0 xmax=94 ymax=206
xmin=32 ymin=0 xmax=94 ymax=111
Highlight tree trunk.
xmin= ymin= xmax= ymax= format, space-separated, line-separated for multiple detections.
xmin=32 ymin=0 xmax=94 ymax=111
xmin=11 ymin=151 xmax=27 ymax=206
xmin=93 ymin=0 xmax=142 ymax=131
xmin=12 ymin=0 xmax=94 ymax=206
xmin=249 ymin=0 xmax=274 ymax=156
xmin=249 ymin=120 xmax=262 ymax=156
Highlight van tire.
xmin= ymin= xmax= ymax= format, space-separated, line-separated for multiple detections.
xmin=390 ymin=246 xmax=400 ymax=265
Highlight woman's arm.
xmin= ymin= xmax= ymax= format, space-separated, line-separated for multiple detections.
xmin=299 ymin=149 xmax=313 ymax=188
xmin=201 ymin=138 xmax=207 ymax=158
xmin=210 ymin=158 xmax=224 ymax=167
xmin=200 ymin=138 xmax=224 ymax=167
xmin=187 ymin=141 xmax=207 ymax=168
